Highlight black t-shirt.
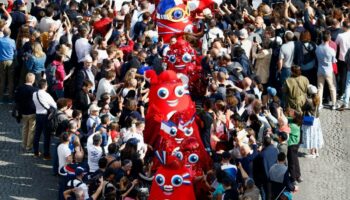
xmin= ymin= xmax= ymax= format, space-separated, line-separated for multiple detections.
xmin=223 ymin=188 xmax=239 ymax=200
xmin=199 ymin=111 xmax=214 ymax=149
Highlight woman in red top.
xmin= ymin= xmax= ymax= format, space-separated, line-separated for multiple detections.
xmin=52 ymin=54 xmax=74 ymax=98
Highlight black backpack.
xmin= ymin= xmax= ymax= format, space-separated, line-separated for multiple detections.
xmin=66 ymin=179 xmax=83 ymax=190
xmin=47 ymin=112 xmax=65 ymax=136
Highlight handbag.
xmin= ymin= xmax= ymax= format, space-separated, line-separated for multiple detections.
xmin=302 ymin=115 xmax=314 ymax=126
xmin=12 ymin=104 xmax=22 ymax=123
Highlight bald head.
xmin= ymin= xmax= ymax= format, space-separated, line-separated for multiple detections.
xmin=25 ymin=73 xmax=35 ymax=84
xmin=3 ymin=27 xmax=11 ymax=37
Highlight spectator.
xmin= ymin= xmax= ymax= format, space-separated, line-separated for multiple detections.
xmin=95 ymin=70 xmax=118 ymax=101
xmin=269 ymin=153 xmax=298 ymax=200
xmin=24 ymin=42 xmax=46 ymax=86
xmin=0 ymin=27 xmax=16 ymax=103
xmin=335 ymin=21 xmax=350 ymax=98
xmin=14 ymin=73 xmax=37 ymax=152
xmin=301 ymin=85 xmax=324 ymax=158
xmin=315 ymin=30 xmax=337 ymax=110
xmin=32 ymin=79 xmax=57 ymax=159
xmin=87 ymin=133 xmax=104 ymax=173
xmin=38 ymin=7 xmax=61 ymax=33
xmin=66 ymin=167 xmax=89 ymax=200
xmin=76 ymin=55 xmax=95 ymax=93
xmin=75 ymin=80 xmax=94 ymax=118
xmin=277 ymin=31 xmax=295 ymax=87
xmin=57 ymin=132 xmax=72 ymax=199
xmin=284 ymin=65 xmax=309 ymax=113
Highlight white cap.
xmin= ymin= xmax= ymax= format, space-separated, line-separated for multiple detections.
xmin=307 ymin=85 xmax=318 ymax=95
xmin=239 ymin=29 xmax=248 ymax=39
xmin=203 ymin=8 xmax=212 ymax=17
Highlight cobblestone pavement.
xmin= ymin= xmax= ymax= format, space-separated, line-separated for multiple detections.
xmin=0 ymin=104 xmax=349 ymax=200
xmin=0 ymin=105 xmax=57 ymax=200
xmin=294 ymin=108 xmax=350 ymax=200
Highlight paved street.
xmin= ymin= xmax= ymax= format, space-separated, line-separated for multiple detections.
xmin=0 ymin=104 xmax=349 ymax=199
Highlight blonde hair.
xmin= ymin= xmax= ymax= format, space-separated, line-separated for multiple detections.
xmin=32 ymin=42 xmax=45 ymax=58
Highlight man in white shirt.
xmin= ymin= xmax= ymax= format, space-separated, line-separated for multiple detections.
xmin=75 ymin=27 xmax=92 ymax=63
xmin=66 ymin=167 xmax=90 ymax=200
xmin=57 ymin=132 xmax=72 ymax=200
xmin=335 ymin=21 xmax=350 ymax=98
xmin=38 ymin=7 xmax=61 ymax=33
xmin=96 ymin=71 xmax=117 ymax=100
xmin=87 ymin=134 xmax=104 ymax=172
xmin=32 ymin=79 xmax=57 ymax=159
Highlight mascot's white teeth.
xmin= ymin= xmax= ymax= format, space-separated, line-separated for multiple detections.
xmin=175 ymin=65 xmax=185 ymax=69
xmin=175 ymin=138 xmax=184 ymax=143
xmin=167 ymin=99 xmax=179 ymax=107
xmin=163 ymin=185 xmax=174 ymax=195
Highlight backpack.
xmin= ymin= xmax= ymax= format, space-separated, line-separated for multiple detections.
xmin=45 ymin=62 xmax=59 ymax=91
xmin=47 ymin=111 xmax=65 ymax=136
xmin=344 ymin=48 xmax=350 ymax=71
xmin=66 ymin=179 xmax=84 ymax=191
xmin=293 ymin=41 xmax=304 ymax=66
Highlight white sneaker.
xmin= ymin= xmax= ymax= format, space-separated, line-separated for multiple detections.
xmin=316 ymin=152 xmax=320 ymax=157
xmin=318 ymin=105 xmax=323 ymax=110
xmin=305 ymin=154 xmax=316 ymax=159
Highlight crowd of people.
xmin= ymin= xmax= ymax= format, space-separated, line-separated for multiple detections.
xmin=2 ymin=0 xmax=350 ymax=199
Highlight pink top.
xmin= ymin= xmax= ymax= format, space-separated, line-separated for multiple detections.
xmin=53 ymin=60 xmax=65 ymax=90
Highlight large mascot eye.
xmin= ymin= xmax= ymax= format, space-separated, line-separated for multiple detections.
xmin=157 ymin=87 xmax=169 ymax=99
xmin=169 ymin=55 xmax=176 ymax=63
xmin=155 ymin=174 xmax=165 ymax=186
xmin=184 ymin=127 xmax=193 ymax=136
xmin=182 ymin=53 xmax=192 ymax=63
xmin=174 ymin=86 xmax=185 ymax=97
xmin=172 ymin=9 xmax=184 ymax=20
xmin=188 ymin=153 xmax=199 ymax=164
xmin=171 ymin=175 xmax=183 ymax=187
xmin=169 ymin=127 xmax=178 ymax=137
xmin=174 ymin=151 xmax=183 ymax=160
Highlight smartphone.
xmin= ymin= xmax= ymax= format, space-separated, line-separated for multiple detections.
xmin=253 ymin=36 xmax=257 ymax=43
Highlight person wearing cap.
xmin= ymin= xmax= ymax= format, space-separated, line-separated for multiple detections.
xmin=220 ymin=151 xmax=238 ymax=182
xmin=284 ymin=65 xmax=309 ymax=113
xmin=76 ymin=55 xmax=95 ymax=93
xmin=66 ymin=166 xmax=89 ymax=200
xmin=277 ymin=131 xmax=288 ymax=156
xmin=239 ymin=28 xmax=253 ymax=60
xmin=301 ymin=85 xmax=324 ymax=158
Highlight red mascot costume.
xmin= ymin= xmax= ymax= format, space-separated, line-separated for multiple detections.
xmin=149 ymin=151 xmax=196 ymax=200
xmin=165 ymin=39 xmax=207 ymax=98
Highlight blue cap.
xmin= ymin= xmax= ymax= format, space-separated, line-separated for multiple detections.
xmin=267 ymin=87 xmax=277 ymax=97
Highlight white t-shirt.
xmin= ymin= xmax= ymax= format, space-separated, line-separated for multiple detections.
xmin=96 ymin=78 xmax=117 ymax=100
xmin=57 ymin=143 xmax=71 ymax=175
xmin=67 ymin=179 xmax=89 ymax=200
xmin=335 ymin=31 xmax=350 ymax=61
xmin=87 ymin=144 xmax=103 ymax=173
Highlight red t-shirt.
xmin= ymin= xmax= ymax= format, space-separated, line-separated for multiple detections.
xmin=93 ymin=17 xmax=112 ymax=36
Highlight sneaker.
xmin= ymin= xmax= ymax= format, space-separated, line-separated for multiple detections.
xmin=296 ymin=177 xmax=304 ymax=183
xmin=33 ymin=152 xmax=41 ymax=158
xmin=305 ymin=154 xmax=316 ymax=159
xmin=318 ymin=105 xmax=323 ymax=110
xmin=332 ymin=105 xmax=338 ymax=110
xmin=315 ymin=152 xmax=320 ymax=157
xmin=338 ymin=104 xmax=348 ymax=111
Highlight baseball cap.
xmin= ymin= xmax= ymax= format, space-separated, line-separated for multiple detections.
xmin=307 ymin=85 xmax=317 ymax=95
xmin=83 ymin=11 xmax=92 ymax=17
xmin=75 ymin=167 xmax=85 ymax=176
xmin=203 ymin=8 xmax=213 ymax=18
xmin=239 ymin=29 xmax=248 ymax=39
xmin=267 ymin=87 xmax=277 ymax=97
